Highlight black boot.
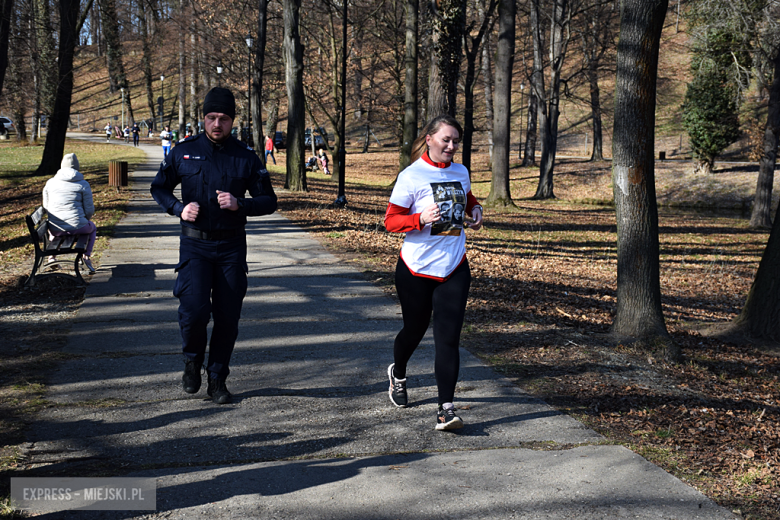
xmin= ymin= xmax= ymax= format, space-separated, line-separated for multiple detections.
xmin=182 ymin=357 xmax=203 ymax=394
xmin=207 ymin=376 xmax=232 ymax=404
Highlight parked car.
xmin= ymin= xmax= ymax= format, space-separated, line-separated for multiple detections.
xmin=273 ymin=131 xmax=286 ymax=150
xmin=0 ymin=117 xmax=14 ymax=136
xmin=304 ymin=127 xmax=328 ymax=150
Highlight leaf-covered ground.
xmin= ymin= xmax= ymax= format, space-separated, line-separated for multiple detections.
xmin=271 ymin=151 xmax=780 ymax=520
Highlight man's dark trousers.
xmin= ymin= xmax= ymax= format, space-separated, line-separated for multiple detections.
xmin=174 ymin=234 xmax=248 ymax=380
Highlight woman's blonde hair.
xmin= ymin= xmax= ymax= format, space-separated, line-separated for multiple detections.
xmin=410 ymin=114 xmax=464 ymax=163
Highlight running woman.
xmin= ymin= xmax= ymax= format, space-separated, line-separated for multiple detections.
xmin=384 ymin=114 xmax=483 ymax=430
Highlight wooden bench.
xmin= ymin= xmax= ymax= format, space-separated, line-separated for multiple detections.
xmin=25 ymin=206 xmax=89 ymax=287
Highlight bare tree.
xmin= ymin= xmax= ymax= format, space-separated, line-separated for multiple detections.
xmin=35 ymin=0 xmax=94 ymax=176
xmin=533 ymin=0 xmax=571 ymax=200
xmin=611 ymin=0 xmax=677 ymax=359
xmin=732 ymin=197 xmax=780 ymax=340
xmin=284 ymin=0 xmax=306 ymax=190
xmin=399 ymin=0 xmax=418 ymax=170
xmin=480 ymin=0 xmax=494 ymax=167
xmin=485 ymin=0 xmax=515 ymax=207
xmin=0 ymin=0 xmax=13 ymax=101
xmin=461 ymin=0 xmax=498 ymax=171
xmin=251 ymin=0 xmax=270 ymax=155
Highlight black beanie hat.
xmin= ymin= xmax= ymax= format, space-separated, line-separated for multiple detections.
xmin=203 ymin=88 xmax=236 ymax=120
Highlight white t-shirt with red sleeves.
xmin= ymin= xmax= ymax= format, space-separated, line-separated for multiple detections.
xmin=389 ymin=156 xmax=471 ymax=279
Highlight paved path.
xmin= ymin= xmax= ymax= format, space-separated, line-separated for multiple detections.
xmin=20 ymin=135 xmax=734 ymax=518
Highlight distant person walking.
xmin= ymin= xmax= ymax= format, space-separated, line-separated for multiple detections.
xmin=42 ymin=153 xmax=98 ymax=273
xmin=384 ymin=114 xmax=483 ymax=431
xmin=150 ymin=88 xmax=278 ymax=404
xmin=264 ymin=135 xmax=276 ymax=165
xmin=132 ymin=123 xmax=140 ymax=147
xmin=105 ymin=123 xmax=112 ymax=142
xmin=160 ymin=126 xmax=173 ymax=156
xmin=123 ymin=125 xmax=130 ymax=143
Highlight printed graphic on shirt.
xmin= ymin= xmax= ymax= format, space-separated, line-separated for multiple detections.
xmin=430 ymin=181 xmax=466 ymax=236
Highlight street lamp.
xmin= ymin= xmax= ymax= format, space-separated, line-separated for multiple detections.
xmin=246 ymin=34 xmax=254 ymax=144
xmin=519 ymin=82 xmax=524 ymax=160
xmin=217 ymin=61 xmax=223 ymax=87
xmin=121 ymin=87 xmax=125 ymax=129
xmin=159 ymin=75 xmax=164 ymax=132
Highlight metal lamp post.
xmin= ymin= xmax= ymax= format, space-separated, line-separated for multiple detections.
xmin=160 ymin=75 xmax=164 ymax=131
xmin=217 ymin=62 xmax=223 ymax=87
xmin=121 ymin=87 xmax=125 ymax=129
xmin=246 ymin=34 xmax=253 ymax=144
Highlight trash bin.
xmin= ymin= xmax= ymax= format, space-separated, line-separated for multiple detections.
xmin=108 ymin=161 xmax=128 ymax=187
xmin=172 ymin=130 xmax=179 ymax=142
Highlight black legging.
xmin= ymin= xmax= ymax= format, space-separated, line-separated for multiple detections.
xmin=393 ymin=256 xmax=471 ymax=405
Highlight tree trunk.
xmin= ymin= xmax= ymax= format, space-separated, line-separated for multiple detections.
xmin=284 ymin=0 xmax=306 ymax=191
xmin=749 ymin=49 xmax=780 ymax=229
xmin=0 ymin=0 xmax=13 ymax=100
xmin=588 ymin=64 xmax=604 ymax=160
xmin=462 ymin=0 xmax=497 ymax=173
xmin=485 ymin=0 xmax=515 ymax=206
xmin=264 ymin=98 xmax=279 ymax=137
xmin=252 ymin=0 xmax=268 ymax=157
xmin=35 ymin=0 xmax=93 ymax=176
xmin=351 ymin=26 xmax=364 ymax=121
xmin=428 ymin=25 xmax=446 ymax=119
xmin=34 ymin=0 xmax=57 ymax=118
xmin=534 ymin=0 xmax=568 ymax=200
xmin=611 ymin=0 xmax=676 ymax=358
xmin=733 ymin=201 xmax=780 ymax=340
xmin=177 ymin=0 xmax=186 ymax=137
xmin=436 ymin=0 xmax=465 ymax=117
xmin=137 ymin=0 xmax=156 ymax=129
xmin=189 ymin=25 xmax=198 ymax=131
xmin=523 ymin=91 xmax=538 ymax=166
xmin=481 ymin=11 xmax=494 ymax=168
xmin=400 ymin=0 xmax=418 ymax=171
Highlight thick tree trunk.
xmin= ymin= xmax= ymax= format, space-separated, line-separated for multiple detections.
xmin=534 ymin=0 xmax=567 ymax=200
xmin=34 ymin=0 xmax=57 ymax=118
xmin=733 ymin=202 xmax=780 ymax=340
xmin=485 ymin=0 xmax=515 ymax=206
xmin=35 ymin=0 xmax=84 ymax=176
xmin=400 ymin=0 xmax=418 ymax=171
xmin=0 ymin=0 xmax=13 ymax=100
xmin=263 ymin=98 xmax=279 ymax=137
xmin=749 ymin=49 xmax=780 ymax=229
xmin=284 ymin=0 xmax=306 ymax=191
xmin=252 ymin=0 xmax=268 ymax=156
xmin=611 ymin=0 xmax=676 ymax=358
xmin=428 ymin=27 xmax=446 ymax=119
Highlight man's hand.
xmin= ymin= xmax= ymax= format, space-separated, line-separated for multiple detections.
xmin=181 ymin=202 xmax=200 ymax=222
xmin=217 ymin=190 xmax=239 ymax=211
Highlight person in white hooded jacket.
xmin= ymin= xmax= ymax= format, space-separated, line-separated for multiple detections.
xmin=42 ymin=153 xmax=97 ymax=273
